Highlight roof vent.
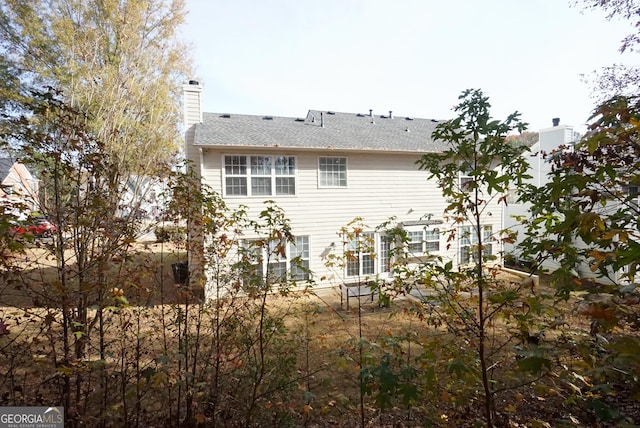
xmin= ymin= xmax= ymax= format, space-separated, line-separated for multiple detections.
xmin=357 ymin=113 xmax=365 ymax=117
xmin=263 ymin=116 xmax=273 ymax=120
xmin=188 ymin=80 xmax=199 ymax=85
xmin=405 ymin=117 xmax=414 ymax=121
xmin=220 ymin=113 xmax=231 ymax=118
xmin=431 ymin=119 xmax=438 ymax=123
xmin=327 ymin=111 xmax=336 ymax=115
xmin=294 ymin=118 xmax=305 ymax=122
xmin=389 ymin=110 xmax=393 ymax=119
xmin=552 ymin=117 xmax=560 ymax=127
xmin=369 ymin=109 xmax=373 ymax=117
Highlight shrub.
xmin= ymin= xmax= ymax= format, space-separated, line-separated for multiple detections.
xmin=154 ymin=225 xmax=186 ymax=243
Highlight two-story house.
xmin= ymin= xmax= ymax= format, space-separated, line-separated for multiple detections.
xmin=0 ymin=155 xmax=39 ymax=220
xmin=183 ymin=81 xmax=503 ymax=299
xmin=502 ymin=119 xmax=582 ymax=271
xmin=501 ymin=120 xmax=638 ymax=285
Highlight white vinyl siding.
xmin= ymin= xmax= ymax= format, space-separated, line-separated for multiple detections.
xmin=198 ymin=150 xmax=503 ymax=293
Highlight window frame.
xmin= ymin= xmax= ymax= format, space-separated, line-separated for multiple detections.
xmin=459 ymin=225 xmax=493 ymax=265
xmin=344 ymin=232 xmax=391 ymax=279
xmin=379 ymin=234 xmax=392 ymax=274
xmin=406 ymin=227 xmax=440 ymax=254
xmin=623 ymin=182 xmax=640 ymax=211
xmin=318 ymin=156 xmax=348 ymax=188
xmin=459 ymin=171 xmax=474 ymax=191
xmin=222 ymin=154 xmax=297 ymax=197
xmin=243 ymin=236 xmax=311 ymax=282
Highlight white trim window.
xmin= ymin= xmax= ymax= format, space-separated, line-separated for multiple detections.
xmin=223 ymin=155 xmax=296 ymax=196
xmin=318 ymin=157 xmax=347 ymax=187
xmin=290 ymin=236 xmax=311 ymax=281
xmin=459 ymin=170 xmax=474 ymax=191
xmin=344 ymin=233 xmax=392 ymax=278
xmin=407 ymin=228 xmax=440 ymax=254
xmin=345 ymin=232 xmax=375 ymax=277
xmin=458 ymin=159 xmax=476 ymax=192
xmin=379 ymin=235 xmax=391 ymax=274
xmin=623 ymin=182 xmax=640 ymax=211
xmin=244 ymin=236 xmax=310 ymax=282
xmin=459 ymin=225 xmax=493 ymax=264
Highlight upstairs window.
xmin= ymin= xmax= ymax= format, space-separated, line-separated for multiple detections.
xmin=459 ymin=171 xmax=474 ymax=191
xmin=224 ymin=155 xmax=296 ymax=197
xmin=319 ymin=157 xmax=347 ymax=187
xmin=459 ymin=160 xmax=475 ymax=192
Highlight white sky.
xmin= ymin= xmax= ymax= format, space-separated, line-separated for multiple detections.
xmin=181 ymin=0 xmax=636 ymax=133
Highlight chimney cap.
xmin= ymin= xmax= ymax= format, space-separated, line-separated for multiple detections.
xmin=552 ymin=117 xmax=560 ymax=127
xmin=188 ymin=80 xmax=200 ymax=85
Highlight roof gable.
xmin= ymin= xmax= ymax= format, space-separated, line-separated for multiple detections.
xmin=0 ymin=157 xmax=15 ymax=180
xmin=194 ymin=109 xmax=446 ymax=153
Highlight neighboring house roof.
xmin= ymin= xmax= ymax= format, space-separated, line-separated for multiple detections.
xmin=0 ymin=157 xmax=14 ymax=181
xmin=194 ymin=110 xmax=446 ymax=153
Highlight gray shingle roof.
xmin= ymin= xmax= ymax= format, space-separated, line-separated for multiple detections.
xmin=194 ymin=109 xmax=447 ymax=153
xmin=0 ymin=157 xmax=14 ymax=180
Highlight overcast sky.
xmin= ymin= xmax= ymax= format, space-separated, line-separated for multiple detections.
xmin=180 ymin=0 xmax=635 ymax=133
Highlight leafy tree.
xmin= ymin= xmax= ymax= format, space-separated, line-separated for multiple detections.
xmin=417 ymin=89 xmax=547 ymax=427
xmin=0 ymin=87 xmax=154 ymax=424
xmin=576 ymin=0 xmax=640 ymax=99
xmin=519 ymin=94 xmax=640 ymax=422
xmin=1 ymin=92 xmax=308 ymax=425
xmin=0 ymin=56 xmax=25 ymax=114
xmin=0 ymin=0 xmax=191 ymax=172
xmin=505 ymin=131 xmax=539 ymax=147
xmin=576 ymin=0 xmax=640 ymax=53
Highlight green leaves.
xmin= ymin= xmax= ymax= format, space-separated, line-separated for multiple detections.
xmin=0 ymin=0 xmax=191 ymax=174
xmin=516 ymin=347 xmax=551 ymax=374
xmin=417 ymin=89 xmax=530 ymax=230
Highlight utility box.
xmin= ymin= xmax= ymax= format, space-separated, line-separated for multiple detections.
xmin=172 ymin=261 xmax=188 ymax=285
